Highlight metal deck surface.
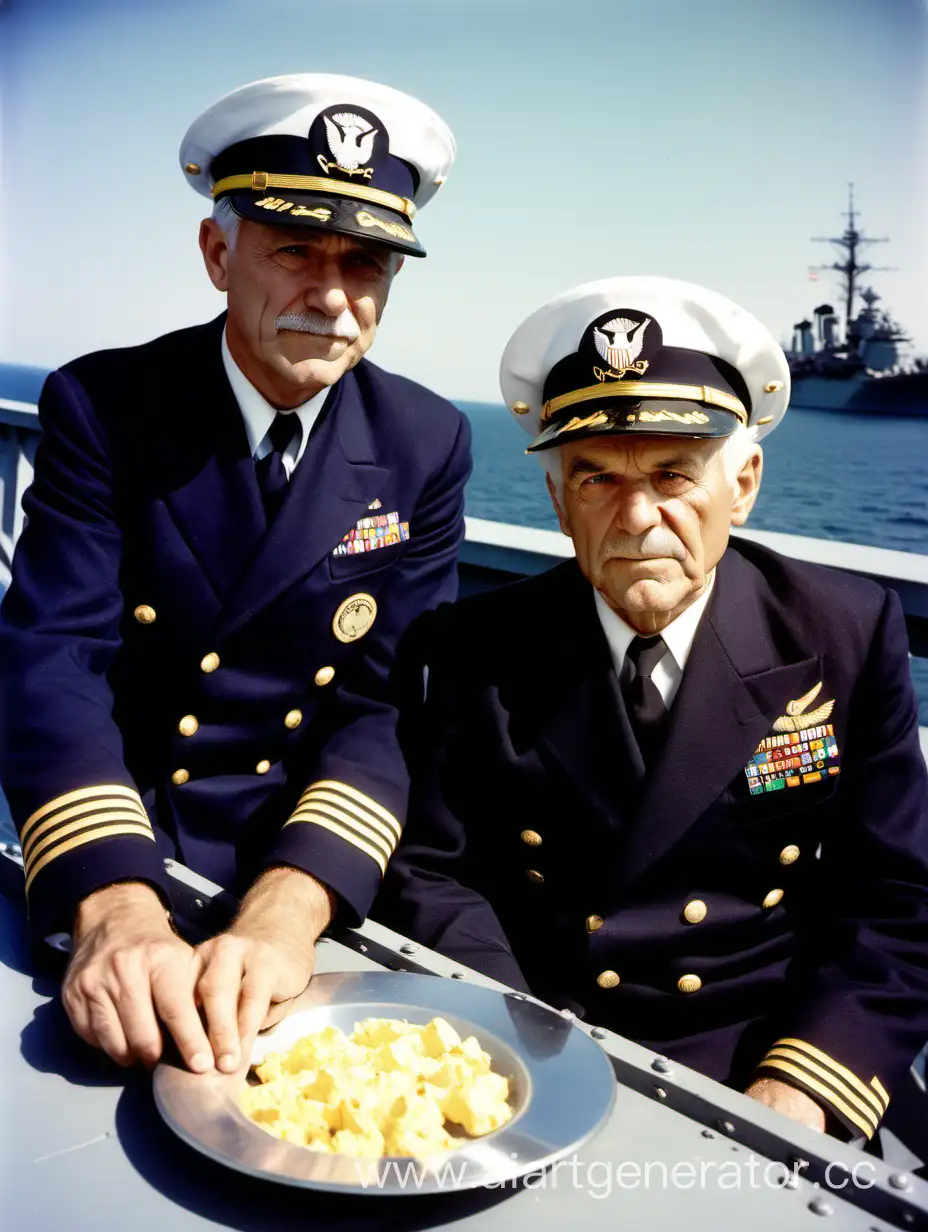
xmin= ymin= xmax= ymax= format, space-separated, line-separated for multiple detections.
xmin=3 ymin=881 xmax=927 ymax=1232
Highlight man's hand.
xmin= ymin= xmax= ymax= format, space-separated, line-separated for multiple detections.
xmin=745 ymin=1077 xmax=827 ymax=1133
xmin=64 ymin=881 xmax=214 ymax=1071
xmin=193 ymin=866 xmax=333 ymax=1073
xmin=63 ymin=868 xmax=333 ymax=1074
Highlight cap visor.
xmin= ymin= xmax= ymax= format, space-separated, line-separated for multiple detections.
xmin=226 ymin=190 xmax=425 ymax=257
xmin=526 ymin=399 xmax=739 ymax=452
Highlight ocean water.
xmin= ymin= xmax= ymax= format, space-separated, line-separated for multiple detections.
xmin=458 ymin=401 xmax=928 ymax=716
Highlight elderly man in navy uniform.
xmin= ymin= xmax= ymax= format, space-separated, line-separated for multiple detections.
xmin=0 ymin=74 xmax=469 ymax=1075
xmin=378 ymin=277 xmax=928 ymax=1141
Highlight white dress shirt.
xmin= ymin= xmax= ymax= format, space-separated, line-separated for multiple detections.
xmin=593 ymin=571 xmax=716 ymax=710
xmin=221 ymin=328 xmax=329 ymax=477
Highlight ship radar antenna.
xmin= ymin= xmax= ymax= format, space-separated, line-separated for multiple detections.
xmin=809 ymin=183 xmax=892 ymax=336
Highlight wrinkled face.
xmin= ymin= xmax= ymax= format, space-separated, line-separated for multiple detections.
xmin=199 ymin=217 xmax=402 ymax=407
xmin=548 ymin=433 xmax=762 ymax=632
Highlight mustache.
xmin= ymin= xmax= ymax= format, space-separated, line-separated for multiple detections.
xmin=602 ymin=528 xmax=686 ymax=562
xmin=275 ymin=309 xmax=360 ymax=342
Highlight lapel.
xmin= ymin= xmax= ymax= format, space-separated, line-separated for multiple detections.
xmin=162 ymin=315 xmax=267 ymax=602
xmin=218 ymin=367 xmax=389 ymax=639
xmin=533 ymin=563 xmax=644 ymax=833
xmin=616 ymin=545 xmax=821 ymax=889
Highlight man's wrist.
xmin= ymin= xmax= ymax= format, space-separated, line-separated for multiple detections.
xmin=233 ymin=865 xmax=335 ymax=943
xmin=73 ymin=880 xmax=170 ymax=939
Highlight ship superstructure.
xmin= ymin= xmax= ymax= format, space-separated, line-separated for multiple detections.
xmin=787 ymin=186 xmax=927 ymax=415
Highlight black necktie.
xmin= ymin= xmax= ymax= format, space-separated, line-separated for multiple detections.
xmin=255 ymin=412 xmax=302 ymax=521
xmin=622 ymin=635 xmax=669 ymax=767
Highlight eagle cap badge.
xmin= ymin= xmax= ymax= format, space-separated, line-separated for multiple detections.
xmin=315 ymin=105 xmax=381 ymax=180
xmin=584 ymin=308 xmax=662 ymax=383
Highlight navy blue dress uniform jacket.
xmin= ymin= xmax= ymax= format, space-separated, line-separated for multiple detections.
xmin=0 ymin=313 xmax=471 ymax=937
xmin=376 ymin=541 xmax=928 ymax=1140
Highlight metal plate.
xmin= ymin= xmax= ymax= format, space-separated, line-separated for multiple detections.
xmin=153 ymin=970 xmax=616 ymax=1195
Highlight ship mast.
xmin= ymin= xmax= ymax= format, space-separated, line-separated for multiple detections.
xmin=811 ymin=184 xmax=889 ymax=340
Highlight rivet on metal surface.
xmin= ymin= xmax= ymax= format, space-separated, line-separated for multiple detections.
xmin=701 ymin=1129 xmax=715 ymax=1139
xmin=399 ymin=943 xmax=417 ymax=954
xmin=194 ymin=898 xmax=205 ymax=909
xmin=358 ymin=944 xmax=368 ymax=953
xmin=590 ymin=1027 xmax=607 ymax=1040
xmin=889 ymin=1173 xmax=911 ymax=1191
xmin=808 ymin=1198 xmax=833 ymax=1216
xmin=717 ymin=1120 xmax=736 ymax=1134
xmin=654 ymin=1087 xmax=667 ymax=1100
xmin=451 ymin=972 xmax=464 ymax=979
xmin=651 ymin=1057 xmax=672 ymax=1074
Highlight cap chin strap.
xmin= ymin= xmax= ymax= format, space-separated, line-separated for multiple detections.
xmin=212 ymin=172 xmax=416 ymax=219
xmin=542 ymin=380 xmax=748 ymax=425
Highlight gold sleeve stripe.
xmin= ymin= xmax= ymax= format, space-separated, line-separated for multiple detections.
xmin=288 ymin=813 xmax=388 ymax=875
xmin=771 ymin=1038 xmax=887 ymax=1115
xmin=22 ymin=796 xmax=149 ymax=862
xmin=289 ymin=800 xmax=393 ymax=863
xmin=757 ymin=1057 xmax=877 ymax=1139
xmin=25 ymin=822 xmax=156 ymax=893
xmin=872 ymin=1076 xmax=890 ymax=1106
xmin=294 ymin=787 xmax=398 ymax=849
xmin=23 ymin=808 xmax=152 ymax=869
xmin=301 ymin=780 xmax=402 ymax=841
xmin=294 ymin=789 xmax=397 ymax=846
xmin=21 ymin=784 xmax=147 ymax=845
xmin=762 ymin=1047 xmax=881 ymax=1130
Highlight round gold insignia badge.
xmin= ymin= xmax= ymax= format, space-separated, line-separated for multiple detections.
xmin=332 ymin=593 xmax=378 ymax=644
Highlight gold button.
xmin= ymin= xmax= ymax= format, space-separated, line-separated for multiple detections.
xmin=178 ymin=714 xmax=199 ymax=737
xmin=520 ymin=829 xmax=542 ymax=847
xmin=779 ymin=844 xmax=800 ymax=866
xmin=586 ymin=914 xmax=604 ymax=933
xmin=677 ymin=974 xmax=702 ymax=994
xmin=256 ymin=759 xmax=271 ymax=775
xmin=200 ymin=652 xmax=220 ymax=674
xmin=314 ymin=665 xmax=336 ymax=687
xmin=134 ymin=604 xmax=156 ymax=625
xmin=525 ymin=868 xmax=544 ymax=885
xmin=184 ymin=162 xmax=201 ymax=175
xmin=683 ymin=899 xmax=707 ymax=925
xmin=171 ymin=769 xmax=190 ymax=786
xmin=596 ymin=970 xmax=620 ymax=989
xmin=284 ymin=709 xmax=303 ymax=730
xmin=763 ymin=888 xmax=785 ymax=909
xmin=511 ymin=401 xmax=530 ymax=415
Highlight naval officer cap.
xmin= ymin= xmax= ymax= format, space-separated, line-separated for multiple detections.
xmin=501 ymin=276 xmax=790 ymax=452
xmin=180 ymin=73 xmax=455 ymax=257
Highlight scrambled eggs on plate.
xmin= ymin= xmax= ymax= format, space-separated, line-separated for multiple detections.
xmin=239 ymin=1016 xmax=513 ymax=1158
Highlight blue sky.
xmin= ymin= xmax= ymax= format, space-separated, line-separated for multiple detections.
xmin=1 ymin=0 xmax=925 ymax=401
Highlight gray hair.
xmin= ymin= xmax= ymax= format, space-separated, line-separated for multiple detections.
xmin=211 ymin=195 xmax=240 ymax=251
xmin=540 ymin=420 xmax=761 ymax=503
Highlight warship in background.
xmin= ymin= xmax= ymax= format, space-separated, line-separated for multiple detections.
xmin=787 ymin=186 xmax=928 ymax=416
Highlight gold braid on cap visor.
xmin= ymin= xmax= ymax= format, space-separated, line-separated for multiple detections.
xmin=541 ymin=381 xmax=748 ymax=425
xmin=211 ymin=172 xmax=416 ymax=219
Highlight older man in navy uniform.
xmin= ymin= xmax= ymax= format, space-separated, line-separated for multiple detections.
xmin=0 ymin=74 xmax=469 ymax=1074
xmin=378 ymin=277 xmax=928 ymax=1140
